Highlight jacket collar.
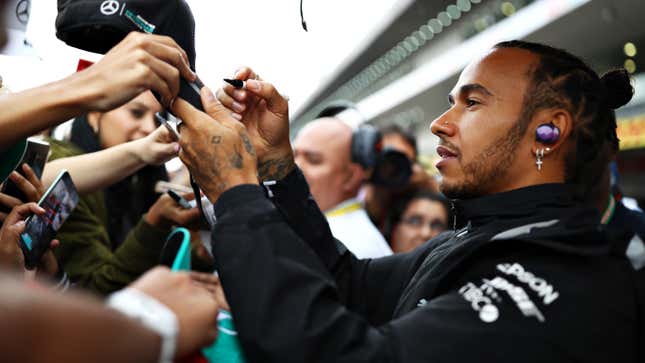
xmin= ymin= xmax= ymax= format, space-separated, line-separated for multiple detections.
xmin=451 ymin=183 xmax=608 ymax=255
xmin=453 ymin=183 xmax=586 ymax=229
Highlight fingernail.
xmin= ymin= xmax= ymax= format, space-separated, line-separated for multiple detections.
xmin=234 ymin=69 xmax=243 ymax=78
xmin=14 ymin=221 xmax=25 ymax=228
xmin=232 ymin=101 xmax=245 ymax=113
xmin=9 ymin=171 xmax=18 ymax=180
xmin=233 ymin=90 xmax=246 ymax=100
xmin=246 ymin=80 xmax=261 ymax=91
xmin=231 ymin=113 xmax=243 ymax=121
xmin=174 ymin=143 xmax=180 ymax=152
xmin=169 ymin=98 xmax=176 ymax=109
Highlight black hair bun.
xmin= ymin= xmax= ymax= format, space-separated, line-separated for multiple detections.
xmin=601 ymin=69 xmax=634 ymax=109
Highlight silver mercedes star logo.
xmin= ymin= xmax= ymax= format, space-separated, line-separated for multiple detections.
xmin=16 ymin=0 xmax=30 ymax=25
xmin=100 ymin=0 xmax=120 ymax=16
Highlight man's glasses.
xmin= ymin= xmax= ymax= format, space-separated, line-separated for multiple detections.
xmin=400 ymin=215 xmax=446 ymax=231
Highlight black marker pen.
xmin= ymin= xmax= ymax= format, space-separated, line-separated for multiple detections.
xmin=167 ymin=190 xmax=192 ymax=209
xmin=223 ymin=78 xmax=245 ymax=89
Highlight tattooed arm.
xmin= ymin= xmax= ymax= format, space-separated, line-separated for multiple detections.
xmin=215 ymin=67 xmax=295 ymax=181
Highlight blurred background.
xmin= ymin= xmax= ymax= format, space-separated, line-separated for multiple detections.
xmin=2 ymin=0 xmax=644 ymax=204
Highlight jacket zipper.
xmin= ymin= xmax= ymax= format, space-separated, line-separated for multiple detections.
xmin=451 ymin=201 xmax=457 ymax=231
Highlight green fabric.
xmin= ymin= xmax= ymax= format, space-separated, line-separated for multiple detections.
xmin=0 ymin=139 xmax=27 ymax=183
xmin=48 ymin=139 xmax=170 ymax=295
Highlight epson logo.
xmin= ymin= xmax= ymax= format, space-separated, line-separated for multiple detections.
xmin=497 ymin=263 xmax=559 ymax=305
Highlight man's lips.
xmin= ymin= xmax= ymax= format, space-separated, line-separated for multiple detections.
xmin=436 ymin=145 xmax=458 ymax=159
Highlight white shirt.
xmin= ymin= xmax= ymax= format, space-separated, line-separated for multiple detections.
xmin=325 ymin=198 xmax=393 ymax=259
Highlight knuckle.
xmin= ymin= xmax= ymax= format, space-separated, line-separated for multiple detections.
xmin=133 ymin=49 xmax=149 ymax=63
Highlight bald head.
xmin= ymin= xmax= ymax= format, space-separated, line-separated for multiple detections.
xmin=294 ymin=118 xmax=365 ymax=211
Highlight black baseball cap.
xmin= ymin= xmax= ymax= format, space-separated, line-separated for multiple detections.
xmin=56 ymin=0 xmax=203 ymax=110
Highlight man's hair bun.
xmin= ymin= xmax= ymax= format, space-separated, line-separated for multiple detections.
xmin=600 ymin=69 xmax=634 ymax=110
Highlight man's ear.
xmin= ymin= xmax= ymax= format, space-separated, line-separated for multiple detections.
xmin=529 ymin=108 xmax=573 ymax=157
xmin=342 ymin=163 xmax=366 ymax=194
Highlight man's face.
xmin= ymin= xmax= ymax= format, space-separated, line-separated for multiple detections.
xmin=431 ymin=47 xmax=538 ymax=199
xmin=293 ymin=119 xmax=354 ymax=212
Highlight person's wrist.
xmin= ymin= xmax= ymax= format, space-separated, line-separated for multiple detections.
xmin=107 ymin=288 xmax=178 ymax=363
xmin=128 ymin=138 xmax=148 ymax=165
xmin=258 ymin=145 xmax=295 ymax=181
xmin=202 ymin=174 xmax=259 ymax=204
xmin=55 ymin=69 xmax=105 ymax=114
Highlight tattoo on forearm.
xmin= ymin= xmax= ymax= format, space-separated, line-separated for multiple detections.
xmin=240 ymin=133 xmax=256 ymax=157
xmin=258 ymin=156 xmax=295 ymax=180
xmin=211 ymin=136 xmax=222 ymax=144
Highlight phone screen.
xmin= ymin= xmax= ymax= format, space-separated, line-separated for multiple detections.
xmin=0 ymin=139 xmax=50 ymax=213
xmin=20 ymin=171 xmax=78 ymax=269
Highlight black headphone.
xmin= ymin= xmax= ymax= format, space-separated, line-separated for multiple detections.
xmin=315 ymin=101 xmax=412 ymax=187
xmin=316 ymin=101 xmax=382 ymax=169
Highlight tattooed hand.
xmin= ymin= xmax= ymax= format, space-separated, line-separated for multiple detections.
xmin=216 ymin=67 xmax=295 ymax=181
xmin=172 ymin=87 xmax=258 ymax=203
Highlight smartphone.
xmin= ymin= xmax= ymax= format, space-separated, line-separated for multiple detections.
xmin=0 ymin=138 xmax=50 ymax=213
xmin=19 ymin=171 xmax=79 ymax=270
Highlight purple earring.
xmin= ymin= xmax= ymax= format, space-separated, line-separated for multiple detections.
xmin=535 ymin=123 xmax=560 ymax=144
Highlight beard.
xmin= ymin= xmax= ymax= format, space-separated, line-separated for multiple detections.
xmin=440 ymin=120 xmax=524 ymax=200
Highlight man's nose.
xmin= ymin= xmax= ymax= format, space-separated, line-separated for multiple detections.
xmin=430 ymin=110 xmax=455 ymax=137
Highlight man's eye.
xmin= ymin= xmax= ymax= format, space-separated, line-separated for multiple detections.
xmin=465 ymin=99 xmax=480 ymax=107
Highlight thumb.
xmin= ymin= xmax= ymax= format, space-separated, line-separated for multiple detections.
xmin=5 ymin=220 xmax=26 ymax=241
xmin=244 ymin=80 xmax=288 ymax=114
xmin=200 ymin=86 xmax=235 ymax=122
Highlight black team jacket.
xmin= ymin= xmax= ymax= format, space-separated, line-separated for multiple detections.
xmin=211 ymin=167 xmax=642 ymax=363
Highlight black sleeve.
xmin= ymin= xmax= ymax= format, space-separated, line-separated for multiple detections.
xmin=264 ymin=168 xmax=426 ymax=323
xmin=211 ymin=186 xmax=562 ymax=363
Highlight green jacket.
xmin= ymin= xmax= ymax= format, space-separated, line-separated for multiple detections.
xmin=48 ymin=139 xmax=169 ymax=295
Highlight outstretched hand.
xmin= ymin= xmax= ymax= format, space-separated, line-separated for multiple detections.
xmin=134 ymin=126 xmax=180 ymax=166
xmin=0 ymin=203 xmax=58 ymax=277
xmin=129 ymin=266 xmax=219 ymax=358
xmin=78 ymin=32 xmax=196 ymax=112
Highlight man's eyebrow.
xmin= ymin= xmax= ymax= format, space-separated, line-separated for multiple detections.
xmin=459 ymin=83 xmax=494 ymax=97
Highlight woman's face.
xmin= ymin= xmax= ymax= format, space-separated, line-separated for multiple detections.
xmin=91 ymin=91 xmax=162 ymax=148
xmin=391 ymin=198 xmax=448 ymax=253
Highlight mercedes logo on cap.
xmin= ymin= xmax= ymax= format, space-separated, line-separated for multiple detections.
xmin=100 ymin=0 xmax=120 ymax=16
